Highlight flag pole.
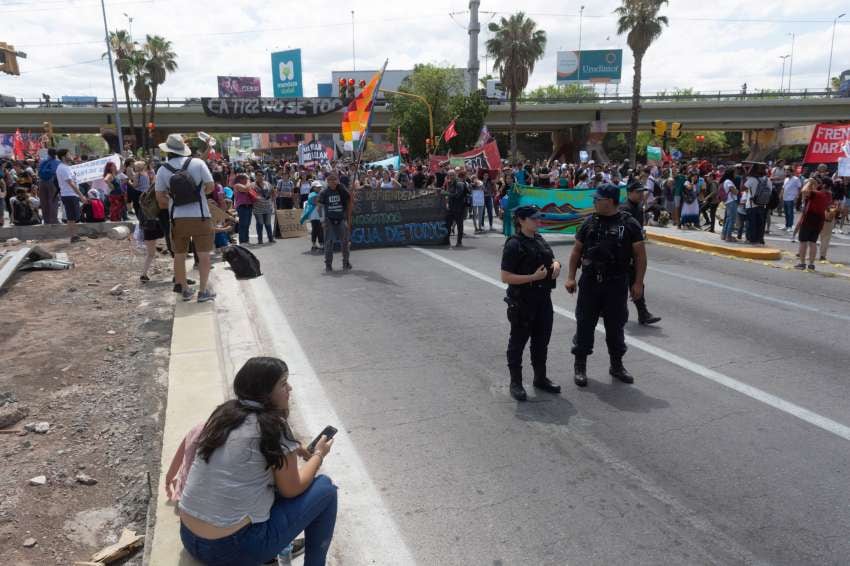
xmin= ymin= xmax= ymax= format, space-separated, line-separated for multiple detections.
xmin=353 ymin=59 xmax=389 ymax=184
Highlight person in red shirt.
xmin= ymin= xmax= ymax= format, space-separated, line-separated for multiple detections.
xmin=795 ymin=177 xmax=833 ymax=270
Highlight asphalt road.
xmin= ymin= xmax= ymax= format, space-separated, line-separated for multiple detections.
xmin=247 ymin=221 xmax=850 ymax=566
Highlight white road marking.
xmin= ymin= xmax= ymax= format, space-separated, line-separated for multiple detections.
xmin=648 ymin=265 xmax=850 ymax=323
xmin=247 ymin=276 xmax=417 ymax=566
xmin=764 ymin=235 xmax=850 ymax=247
xmin=412 ymin=246 xmax=850 ymax=443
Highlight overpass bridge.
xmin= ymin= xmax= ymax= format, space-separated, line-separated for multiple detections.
xmin=1 ymin=96 xmax=848 ymax=135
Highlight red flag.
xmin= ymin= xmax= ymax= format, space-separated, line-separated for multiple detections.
xmin=13 ymin=128 xmax=25 ymax=160
xmin=443 ymin=119 xmax=458 ymax=142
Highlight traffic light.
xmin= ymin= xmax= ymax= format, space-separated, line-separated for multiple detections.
xmin=670 ymin=122 xmax=682 ymax=139
xmin=652 ymin=120 xmax=667 ymax=137
xmin=695 ymin=134 xmax=705 ymax=143
xmin=0 ymin=42 xmax=21 ymax=76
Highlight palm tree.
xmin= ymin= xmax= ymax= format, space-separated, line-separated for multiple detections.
xmin=485 ymin=12 xmax=546 ymax=161
xmin=104 ymin=30 xmax=136 ymax=145
xmin=130 ymin=50 xmax=152 ymax=153
xmin=144 ymin=35 xmax=178 ymax=141
xmin=615 ymin=0 xmax=669 ymax=163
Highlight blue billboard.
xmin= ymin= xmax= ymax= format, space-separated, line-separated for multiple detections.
xmin=271 ymin=49 xmax=303 ymax=98
xmin=557 ymin=50 xmax=623 ymax=84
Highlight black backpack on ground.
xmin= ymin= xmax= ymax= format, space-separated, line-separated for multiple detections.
xmin=222 ymin=245 xmax=262 ymax=279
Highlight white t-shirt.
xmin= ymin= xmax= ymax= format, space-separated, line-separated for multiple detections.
xmin=743 ymin=177 xmax=759 ymax=209
xmin=723 ymin=179 xmax=737 ymax=204
xmin=783 ymin=176 xmax=802 ymax=202
xmin=154 ymin=156 xmax=213 ymax=219
xmin=56 ymin=163 xmax=78 ymax=198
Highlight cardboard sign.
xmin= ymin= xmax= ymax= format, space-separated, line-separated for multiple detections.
xmin=276 ymin=209 xmax=306 ymax=238
xmin=351 ymin=189 xmax=449 ymax=249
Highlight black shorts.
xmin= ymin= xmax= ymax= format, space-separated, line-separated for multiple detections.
xmin=61 ymin=196 xmax=81 ymax=222
xmin=142 ymin=219 xmax=164 ymax=241
xmin=798 ymin=214 xmax=824 ymax=243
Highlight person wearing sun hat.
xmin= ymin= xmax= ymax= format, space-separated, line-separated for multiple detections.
xmin=154 ymin=134 xmax=217 ymax=302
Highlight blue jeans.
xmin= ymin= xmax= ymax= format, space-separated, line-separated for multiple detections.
xmin=784 ymin=200 xmax=795 ymax=229
xmin=254 ymin=212 xmax=274 ymax=243
xmin=180 ymin=475 xmax=337 ymax=566
xmin=237 ymin=205 xmax=253 ymax=244
xmin=722 ymin=201 xmax=737 ymax=240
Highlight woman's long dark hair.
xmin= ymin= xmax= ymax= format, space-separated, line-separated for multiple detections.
xmin=196 ymin=357 xmax=298 ymax=470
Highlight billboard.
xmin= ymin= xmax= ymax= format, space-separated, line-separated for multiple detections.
xmin=217 ymin=76 xmax=261 ymax=98
xmin=61 ymin=96 xmax=97 ymax=106
xmin=271 ymin=49 xmax=303 ymax=98
xmin=557 ymin=50 xmax=623 ymax=84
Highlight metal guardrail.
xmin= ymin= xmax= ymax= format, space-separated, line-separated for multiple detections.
xmin=1 ymin=90 xmax=844 ymax=109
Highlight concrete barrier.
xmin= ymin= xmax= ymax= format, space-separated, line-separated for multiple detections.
xmin=646 ymin=231 xmax=782 ymax=260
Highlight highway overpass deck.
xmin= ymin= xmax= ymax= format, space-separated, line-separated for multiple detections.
xmin=1 ymin=97 xmax=848 ymax=134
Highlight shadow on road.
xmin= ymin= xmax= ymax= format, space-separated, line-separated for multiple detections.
xmin=584 ymin=381 xmax=670 ymax=414
xmin=513 ymin=393 xmax=578 ymax=426
xmin=322 ymin=269 xmax=399 ymax=286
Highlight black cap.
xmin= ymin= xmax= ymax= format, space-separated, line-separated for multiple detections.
xmin=627 ymin=180 xmax=647 ymax=192
xmin=593 ymin=184 xmax=621 ymax=204
xmin=514 ymin=205 xmax=541 ymax=220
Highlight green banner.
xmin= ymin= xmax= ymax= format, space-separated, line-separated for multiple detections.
xmin=504 ymin=184 xmax=627 ymax=236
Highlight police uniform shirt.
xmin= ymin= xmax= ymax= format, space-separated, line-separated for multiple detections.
xmin=621 ymin=200 xmax=645 ymax=227
xmin=576 ymin=212 xmax=644 ymax=275
xmin=501 ymin=233 xmax=555 ymax=292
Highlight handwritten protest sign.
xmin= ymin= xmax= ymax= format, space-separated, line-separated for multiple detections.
xmin=276 ymin=209 xmax=306 ymax=239
xmin=70 ymin=154 xmax=122 ymax=184
xmin=351 ymin=189 xmax=449 ymax=249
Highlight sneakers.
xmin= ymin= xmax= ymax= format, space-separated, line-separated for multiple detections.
xmin=140 ymin=274 xmax=150 ymax=283
xmin=343 ymin=261 xmax=353 ymax=271
xmin=197 ymin=289 xmax=217 ymax=303
xmin=808 ymin=264 xmax=815 ymax=271
xmin=794 ymin=263 xmax=806 ymax=270
xmin=181 ymin=287 xmax=195 ymax=301
xmin=509 ymin=382 xmax=527 ymax=401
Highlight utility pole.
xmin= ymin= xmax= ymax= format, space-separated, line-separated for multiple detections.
xmin=779 ymin=55 xmax=790 ymax=93
xmin=351 ymin=10 xmax=356 ymax=71
xmin=787 ymin=32 xmax=795 ymax=92
xmin=578 ymin=5 xmax=585 ymax=83
xmin=468 ymin=0 xmax=481 ymax=93
xmin=100 ymin=0 xmax=124 ymax=153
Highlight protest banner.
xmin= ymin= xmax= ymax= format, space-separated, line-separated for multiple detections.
xmin=351 ymin=189 xmax=449 ymax=249
xmin=275 ymin=209 xmax=306 ymax=239
xmin=201 ymin=97 xmax=347 ymax=119
xmin=429 ymin=141 xmax=501 ymax=173
xmin=504 ymin=184 xmax=627 ymax=236
xmin=803 ymin=123 xmax=850 ymax=164
xmin=70 ymin=154 xmax=122 ymax=184
xmin=298 ymin=141 xmax=330 ymax=166
xmin=367 ymin=155 xmax=401 ymax=169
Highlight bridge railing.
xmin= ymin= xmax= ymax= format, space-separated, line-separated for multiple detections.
xmin=1 ymin=89 xmax=844 ymax=109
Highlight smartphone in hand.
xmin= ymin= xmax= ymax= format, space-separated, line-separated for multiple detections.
xmin=307 ymin=425 xmax=338 ymax=453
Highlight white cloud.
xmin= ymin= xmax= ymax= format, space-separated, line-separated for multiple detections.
xmin=2 ymin=0 xmax=849 ymax=100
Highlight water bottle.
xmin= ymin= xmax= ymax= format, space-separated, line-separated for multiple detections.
xmin=276 ymin=543 xmax=293 ymax=566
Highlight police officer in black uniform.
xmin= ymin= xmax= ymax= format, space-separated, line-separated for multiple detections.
xmin=500 ymin=205 xmax=563 ymax=401
xmin=565 ymin=185 xmax=647 ymax=387
xmin=622 ymin=181 xmax=661 ymax=325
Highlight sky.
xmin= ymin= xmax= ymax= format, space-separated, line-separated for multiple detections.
xmin=1 ymin=0 xmax=849 ymax=101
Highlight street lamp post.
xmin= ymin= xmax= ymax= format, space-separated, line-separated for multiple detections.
xmin=578 ymin=5 xmax=585 ymax=83
xmin=379 ymin=88 xmax=434 ymax=154
xmin=787 ymin=32 xmax=795 ymax=92
xmin=779 ymin=55 xmax=790 ymax=93
xmin=826 ymin=13 xmax=846 ymax=92
xmin=100 ymin=0 xmax=124 ymax=154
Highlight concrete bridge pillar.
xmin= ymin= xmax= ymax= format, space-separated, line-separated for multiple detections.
xmin=744 ymin=129 xmax=780 ymax=162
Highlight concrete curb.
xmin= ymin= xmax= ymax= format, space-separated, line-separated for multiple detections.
xmin=646 ymin=231 xmax=782 ymax=260
xmin=0 ymin=221 xmax=135 ymax=242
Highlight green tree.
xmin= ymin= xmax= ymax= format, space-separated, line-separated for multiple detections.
xmin=525 ymin=84 xmax=598 ymax=101
xmin=486 ymin=11 xmax=547 ymax=161
xmin=445 ymin=91 xmax=489 ymax=153
xmin=130 ymin=49 xmax=152 ymax=153
xmin=388 ymin=64 xmax=465 ymax=157
xmin=143 ymin=34 xmax=178 ymax=150
xmin=674 ymin=131 xmax=728 ymax=156
xmin=104 ymin=30 xmax=136 ymax=146
xmin=615 ymin=0 xmax=669 ymax=163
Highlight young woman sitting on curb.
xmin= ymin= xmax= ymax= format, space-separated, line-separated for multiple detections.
xmin=178 ymin=357 xmax=338 ymax=566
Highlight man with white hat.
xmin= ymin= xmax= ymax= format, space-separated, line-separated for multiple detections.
xmin=155 ymin=134 xmax=216 ymax=302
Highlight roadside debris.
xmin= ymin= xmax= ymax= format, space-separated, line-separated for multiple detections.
xmin=73 ymin=528 xmax=144 ymax=565
xmin=0 ymin=245 xmax=74 ymax=293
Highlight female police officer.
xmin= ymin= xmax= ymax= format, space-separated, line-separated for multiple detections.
xmin=500 ymin=205 xmax=563 ymax=401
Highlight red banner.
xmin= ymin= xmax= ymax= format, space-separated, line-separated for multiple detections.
xmin=803 ymin=123 xmax=850 ymax=164
xmin=429 ymin=140 xmax=501 ymax=173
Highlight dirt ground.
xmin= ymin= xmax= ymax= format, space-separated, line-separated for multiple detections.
xmin=0 ymin=237 xmax=175 ymax=565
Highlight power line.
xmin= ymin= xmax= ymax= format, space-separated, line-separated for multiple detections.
xmin=20 ymin=58 xmax=104 ymax=75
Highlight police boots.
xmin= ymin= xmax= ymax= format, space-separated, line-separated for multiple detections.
xmin=532 ymin=366 xmax=561 ymax=395
xmin=609 ymin=356 xmax=635 ymax=384
xmin=635 ymin=298 xmax=661 ymax=325
xmin=574 ymin=355 xmax=588 ymax=388
xmin=509 ymin=367 xmax=527 ymax=402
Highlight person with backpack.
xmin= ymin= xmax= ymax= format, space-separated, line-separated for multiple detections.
xmin=36 ymin=148 xmax=61 ymax=224
xmin=744 ymin=163 xmax=770 ymax=245
xmin=10 ymin=187 xmax=41 ymax=226
xmin=154 ymin=134 xmax=216 ymax=303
